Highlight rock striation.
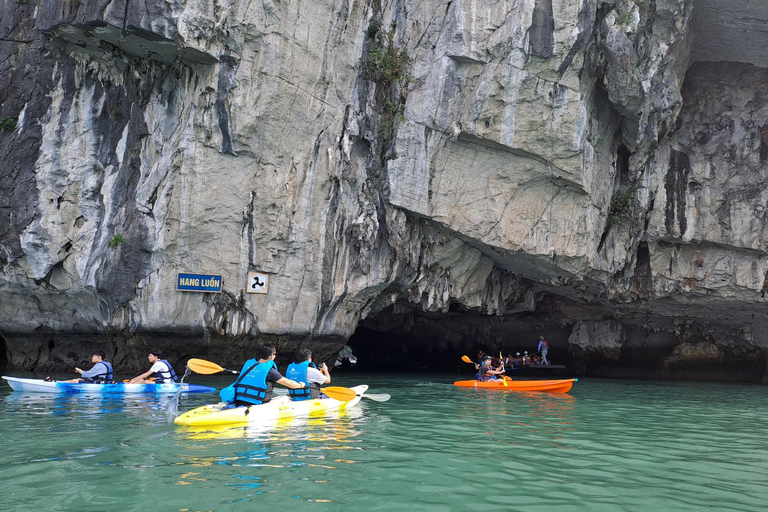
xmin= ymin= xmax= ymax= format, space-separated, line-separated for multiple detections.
xmin=1 ymin=0 xmax=768 ymax=381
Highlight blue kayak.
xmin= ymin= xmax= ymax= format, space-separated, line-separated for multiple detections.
xmin=1 ymin=376 xmax=216 ymax=394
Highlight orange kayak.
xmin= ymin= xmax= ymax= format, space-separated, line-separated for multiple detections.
xmin=453 ymin=378 xmax=577 ymax=393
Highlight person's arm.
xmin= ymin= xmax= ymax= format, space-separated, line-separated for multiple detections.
xmin=129 ymin=370 xmax=154 ymax=384
xmin=276 ymin=377 xmax=305 ymax=389
xmin=307 ymin=365 xmax=331 ymax=385
xmin=321 ymin=362 xmax=331 ymax=383
xmin=78 ymin=362 xmax=105 ymax=379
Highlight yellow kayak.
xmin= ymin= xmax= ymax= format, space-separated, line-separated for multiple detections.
xmin=174 ymin=384 xmax=368 ymax=426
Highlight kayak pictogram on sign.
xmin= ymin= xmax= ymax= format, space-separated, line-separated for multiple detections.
xmin=247 ymin=271 xmax=269 ymax=294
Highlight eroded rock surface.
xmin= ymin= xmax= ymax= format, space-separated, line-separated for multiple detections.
xmin=1 ymin=0 xmax=768 ymax=379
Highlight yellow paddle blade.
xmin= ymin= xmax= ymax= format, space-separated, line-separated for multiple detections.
xmin=187 ymin=358 xmax=226 ymax=375
xmin=322 ymin=386 xmax=357 ymax=402
xmin=461 ymin=355 xmax=473 ymax=364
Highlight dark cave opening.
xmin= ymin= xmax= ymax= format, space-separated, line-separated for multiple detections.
xmin=346 ymin=303 xmax=575 ymax=373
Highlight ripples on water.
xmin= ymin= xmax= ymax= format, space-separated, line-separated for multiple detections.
xmin=1 ymin=373 xmax=767 ymax=511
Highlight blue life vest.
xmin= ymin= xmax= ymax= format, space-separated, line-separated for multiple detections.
xmin=286 ymin=361 xmax=321 ymax=401
xmin=82 ymin=361 xmax=114 ymax=384
xmin=152 ymin=359 xmax=178 ymax=383
xmin=234 ymin=360 xmax=277 ymax=405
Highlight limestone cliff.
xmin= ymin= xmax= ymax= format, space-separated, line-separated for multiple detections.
xmin=1 ymin=0 xmax=767 ymax=381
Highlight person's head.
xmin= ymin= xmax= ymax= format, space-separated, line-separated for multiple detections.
xmin=524 ymin=351 xmax=528 ymax=355
xmin=92 ymin=351 xmax=105 ymax=362
xmin=516 ymin=352 xmax=520 ymax=357
xmin=540 ymin=336 xmax=544 ymax=340
xmin=148 ymin=349 xmax=162 ymax=363
xmin=257 ymin=344 xmax=277 ymax=360
xmin=295 ymin=348 xmax=312 ymax=363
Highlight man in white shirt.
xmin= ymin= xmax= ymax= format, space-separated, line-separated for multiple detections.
xmin=129 ymin=349 xmax=178 ymax=384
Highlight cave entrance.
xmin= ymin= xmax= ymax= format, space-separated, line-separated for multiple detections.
xmin=346 ymin=302 xmax=574 ymax=372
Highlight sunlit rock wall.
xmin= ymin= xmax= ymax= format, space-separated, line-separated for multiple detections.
xmin=1 ymin=0 xmax=768 ymax=379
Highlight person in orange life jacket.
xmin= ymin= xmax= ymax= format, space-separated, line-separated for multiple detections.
xmin=522 ymin=351 xmax=532 ymax=365
xmin=221 ymin=344 xmax=305 ymax=407
xmin=55 ymin=351 xmax=114 ymax=383
xmin=285 ymin=348 xmax=331 ymax=401
xmin=538 ymin=336 xmax=550 ymax=365
xmin=129 ymin=349 xmax=178 ymax=384
xmin=477 ymin=355 xmax=505 ymax=381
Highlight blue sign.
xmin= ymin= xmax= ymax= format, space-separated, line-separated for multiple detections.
xmin=177 ymin=273 xmax=222 ymax=293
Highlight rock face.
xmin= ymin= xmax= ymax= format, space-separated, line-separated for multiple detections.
xmin=1 ymin=0 xmax=768 ymax=380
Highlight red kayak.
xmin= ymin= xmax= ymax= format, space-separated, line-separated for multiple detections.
xmin=453 ymin=378 xmax=577 ymax=393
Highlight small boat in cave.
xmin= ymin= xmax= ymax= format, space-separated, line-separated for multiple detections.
xmin=504 ymin=364 xmax=570 ymax=376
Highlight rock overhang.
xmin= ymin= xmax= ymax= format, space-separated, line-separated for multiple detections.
xmin=691 ymin=0 xmax=768 ymax=68
xmin=45 ymin=21 xmax=218 ymax=66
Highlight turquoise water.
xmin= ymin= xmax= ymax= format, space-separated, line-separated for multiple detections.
xmin=1 ymin=372 xmax=767 ymax=511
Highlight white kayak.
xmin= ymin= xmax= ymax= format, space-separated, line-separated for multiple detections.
xmin=174 ymin=384 xmax=369 ymax=426
xmin=1 ymin=376 xmax=216 ymax=394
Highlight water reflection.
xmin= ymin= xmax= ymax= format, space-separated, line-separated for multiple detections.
xmin=3 ymin=390 xmax=194 ymax=423
xmin=176 ymin=404 xmax=366 ymax=443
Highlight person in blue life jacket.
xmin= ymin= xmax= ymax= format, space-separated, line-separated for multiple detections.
xmin=220 ymin=344 xmax=306 ymax=407
xmin=53 ymin=351 xmax=114 ymax=383
xmin=285 ymin=348 xmax=331 ymax=401
xmin=477 ymin=355 xmax=505 ymax=381
xmin=129 ymin=349 xmax=178 ymax=384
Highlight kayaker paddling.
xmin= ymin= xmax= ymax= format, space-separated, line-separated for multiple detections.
xmin=477 ymin=355 xmax=505 ymax=381
xmin=219 ymin=344 xmax=306 ymax=407
xmin=54 ymin=351 xmax=114 ymax=384
xmin=129 ymin=349 xmax=178 ymax=384
xmin=286 ymin=349 xmax=331 ymax=401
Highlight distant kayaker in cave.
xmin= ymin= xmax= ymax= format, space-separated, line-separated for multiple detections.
xmin=538 ymin=336 xmax=550 ymax=365
xmin=219 ymin=344 xmax=306 ymax=407
xmin=477 ymin=355 xmax=505 ymax=381
xmin=128 ymin=349 xmax=178 ymax=384
xmin=50 ymin=351 xmax=114 ymax=383
xmin=285 ymin=348 xmax=331 ymax=401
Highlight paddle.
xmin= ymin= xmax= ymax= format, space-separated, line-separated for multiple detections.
xmin=321 ymin=386 xmax=357 ymax=402
xmin=499 ymin=351 xmax=507 ymax=386
xmin=187 ymin=358 xmax=239 ymax=375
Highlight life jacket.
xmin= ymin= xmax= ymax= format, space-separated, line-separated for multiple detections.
xmin=82 ymin=361 xmax=114 ymax=384
xmin=541 ymin=341 xmax=549 ymax=350
xmin=286 ymin=361 xmax=321 ymax=401
xmin=152 ymin=359 xmax=178 ymax=383
xmin=234 ymin=360 xmax=276 ymax=405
